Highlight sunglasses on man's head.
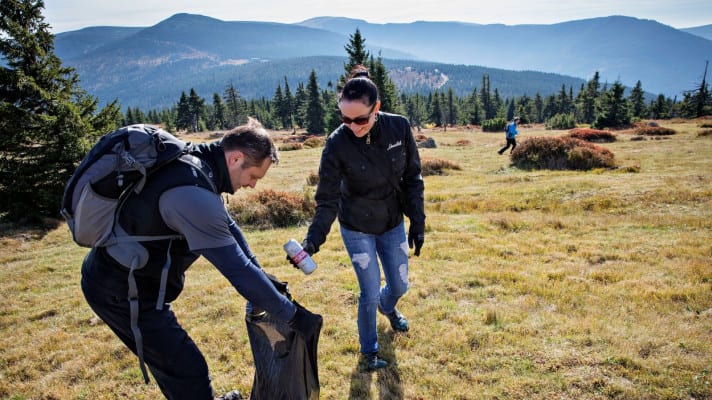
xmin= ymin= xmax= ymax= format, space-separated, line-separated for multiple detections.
xmin=339 ymin=104 xmax=375 ymax=125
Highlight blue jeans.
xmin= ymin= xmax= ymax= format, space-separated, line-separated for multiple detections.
xmin=340 ymin=222 xmax=410 ymax=354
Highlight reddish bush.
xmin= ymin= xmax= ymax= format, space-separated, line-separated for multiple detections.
xmin=455 ymin=139 xmax=472 ymax=146
xmin=414 ymin=134 xmax=429 ymax=142
xmin=568 ymin=128 xmax=617 ymax=143
xmin=634 ymin=126 xmax=676 ymax=136
xmin=511 ymin=137 xmax=616 ymax=170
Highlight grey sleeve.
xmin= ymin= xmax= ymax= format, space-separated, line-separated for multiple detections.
xmin=159 ymin=186 xmax=237 ymax=251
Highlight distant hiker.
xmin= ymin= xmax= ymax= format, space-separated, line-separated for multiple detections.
xmin=79 ymin=119 xmax=321 ymax=400
xmin=287 ymin=65 xmax=425 ymax=371
xmin=498 ymin=116 xmax=521 ymax=155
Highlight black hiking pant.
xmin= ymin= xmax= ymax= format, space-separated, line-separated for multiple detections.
xmin=498 ymin=138 xmax=517 ymax=154
xmin=82 ymin=276 xmax=215 ymax=400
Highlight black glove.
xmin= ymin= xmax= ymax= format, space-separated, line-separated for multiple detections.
xmin=408 ymin=223 xmax=425 ymax=256
xmin=288 ymin=303 xmax=323 ymax=339
xmin=286 ymin=239 xmax=317 ymax=269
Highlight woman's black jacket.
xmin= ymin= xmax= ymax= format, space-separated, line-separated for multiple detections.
xmin=306 ymin=112 xmax=425 ymax=251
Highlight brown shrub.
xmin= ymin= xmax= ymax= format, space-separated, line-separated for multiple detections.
xmin=279 ymin=142 xmax=303 ymax=151
xmin=455 ymin=139 xmax=472 ymax=146
xmin=698 ymin=129 xmax=712 ymax=137
xmin=414 ymin=134 xmax=429 ymax=142
xmin=511 ymin=136 xmax=616 ymax=170
xmin=227 ymin=189 xmax=314 ymax=229
xmin=306 ymin=171 xmax=320 ymax=186
xmin=421 ymin=157 xmax=462 ymax=176
xmin=699 ymin=123 xmax=712 ymax=128
xmin=303 ymin=136 xmax=325 ymax=148
xmin=634 ymin=126 xmax=676 ymax=136
xmin=568 ymin=128 xmax=617 ymax=143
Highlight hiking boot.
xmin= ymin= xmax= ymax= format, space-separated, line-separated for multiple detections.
xmin=215 ymin=390 xmax=243 ymax=400
xmin=378 ymin=305 xmax=409 ymax=332
xmin=364 ymin=352 xmax=388 ymax=371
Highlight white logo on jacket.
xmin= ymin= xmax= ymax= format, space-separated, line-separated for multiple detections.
xmin=387 ymin=141 xmax=402 ymax=151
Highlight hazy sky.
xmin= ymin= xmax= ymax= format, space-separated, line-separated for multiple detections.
xmin=44 ymin=0 xmax=711 ymax=33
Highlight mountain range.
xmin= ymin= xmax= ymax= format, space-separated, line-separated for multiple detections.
xmin=53 ymin=14 xmax=712 ymax=111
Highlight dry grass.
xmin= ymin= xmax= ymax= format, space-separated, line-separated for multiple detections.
xmin=1 ymin=121 xmax=711 ymax=399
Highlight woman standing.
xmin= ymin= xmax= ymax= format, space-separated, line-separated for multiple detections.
xmin=293 ymin=65 xmax=425 ymax=370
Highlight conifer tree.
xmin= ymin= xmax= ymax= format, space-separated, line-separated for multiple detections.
xmin=0 ymin=0 xmax=121 ymax=221
xmin=211 ymin=93 xmax=226 ymax=130
xmin=593 ymin=81 xmax=631 ymax=129
xmin=223 ymin=82 xmax=246 ymax=128
xmin=272 ymin=84 xmax=286 ymax=129
xmin=283 ymin=77 xmax=294 ymax=130
xmin=175 ymin=91 xmax=192 ymax=131
xmin=629 ymin=80 xmax=647 ymax=118
xmin=679 ymin=61 xmax=711 ymax=118
xmin=368 ymin=53 xmax=400 ymax=113
xmin=305 ymin=70 xmax=325 ymax=134
xmin=294 ymin=82 xmax=307 ymax=128
xmin=343 ymin=28 xmax=370 ymax=82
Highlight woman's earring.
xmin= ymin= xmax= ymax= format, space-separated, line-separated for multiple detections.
xmin=374 ymin=114 xmax=379 ymax=122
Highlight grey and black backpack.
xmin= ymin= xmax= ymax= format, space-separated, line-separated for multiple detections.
xmin=61 ymin=124 xmax=216 ymax=383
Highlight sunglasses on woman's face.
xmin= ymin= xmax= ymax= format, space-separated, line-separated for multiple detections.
xmin=340 ymin=104 xmax=375 ymax=125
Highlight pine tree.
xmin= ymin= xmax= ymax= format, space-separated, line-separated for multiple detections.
xmin=533 ymin=93 xmax=544 ymax=123
xmin=368 ymin=53 xmax=400 ymax=113
xmin=679 ymin=61 xmax=711 ymax=118
xmin=187 ymin=88 xmax=205 ymax=132
xmin=293 ymin=82 xmax=307 ymax=128
xmin=305 ymin=70 xmax=325 ymax=134
xmin=578 ymin=72 xmax=601 ymax=124
xmin=175 ymin=91 xmax=192 ymax=131
xmin=0 ymin=0 xmax=121 ymax=221
xmin=446 ymin=87 xmax=458 ymax=127
xmin=211 ymin=93 xmax=226 ymax=130
xmin=283 ymin=77 xmax=294 ymax=130
xmin=272 ymin=84 xmax=286 ymax=129
xmin=429 ymin=90 xmax=443 ymax=127
xmin=343 ymin=28 xmax=370 ymax=82
xmin=629 ymin=80 xmax=647 ymax=119
xmin=223 ymin=82 xmax=245 ymax=128
xmin=593 ymin=81 xmax=631 ymax=129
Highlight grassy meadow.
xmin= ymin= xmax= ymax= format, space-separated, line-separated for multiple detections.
xmin=1 ymin=120 xmax=711 ymax=399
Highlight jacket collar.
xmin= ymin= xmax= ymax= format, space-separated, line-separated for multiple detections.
xmin=191 ymin=141 xmax=234 ymax=194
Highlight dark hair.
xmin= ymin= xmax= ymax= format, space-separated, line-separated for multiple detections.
xmin=340 ymin=64 xmax=378 ymax=106
xmin=220 ymin=117 xmax=279 ymax=167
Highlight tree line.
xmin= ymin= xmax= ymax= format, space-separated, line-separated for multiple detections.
xmin=1 ymin=0 xmax=711 ymax=223
xmin=126 ymin=60 xmax=710 ymax=136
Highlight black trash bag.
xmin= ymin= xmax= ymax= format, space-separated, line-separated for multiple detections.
xmin=246 ymin=275 xmax=322 ymax=400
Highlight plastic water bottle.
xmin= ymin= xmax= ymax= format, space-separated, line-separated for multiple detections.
xmin=284 ymin=239 xmax=317 ymax=275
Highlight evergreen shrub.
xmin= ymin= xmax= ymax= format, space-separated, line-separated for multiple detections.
xmin=545 ymin=113 xmax=576 ymax=130
xmin=482 ymin=118 xmax=507 ymax=132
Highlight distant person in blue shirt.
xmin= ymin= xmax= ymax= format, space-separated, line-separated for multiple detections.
xmin=498 ymin=116 xmax=520 ymax=155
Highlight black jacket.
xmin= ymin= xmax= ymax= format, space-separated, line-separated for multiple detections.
xmin=306 ymin=112 xmax=425 ymax=250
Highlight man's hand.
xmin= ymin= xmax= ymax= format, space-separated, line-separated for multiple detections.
xmin=408 ymin=223 xmax=424 ymax=256
xmin=286 ymin=239 xmax=316 ymax=269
